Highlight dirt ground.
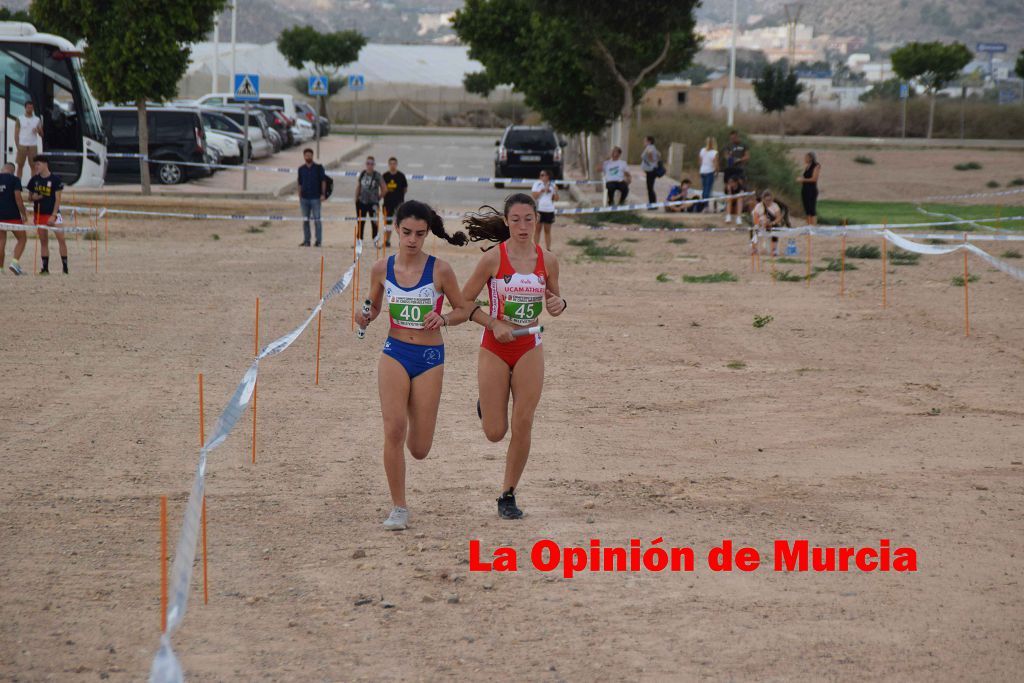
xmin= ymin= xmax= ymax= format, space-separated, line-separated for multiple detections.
xmin=786 ymin=147 xmax=1024 ymax=204
xmin=1 ymin=206 xmax=1023 ymax=682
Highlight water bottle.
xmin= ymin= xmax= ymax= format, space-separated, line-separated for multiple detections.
xmin=356 ymin=299 xmax=371 ymax=339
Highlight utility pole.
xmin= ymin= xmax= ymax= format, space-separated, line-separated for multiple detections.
xmin=230 ymin=2 xmax=237 ymax=83
xmin=727 ymin=0 xmax=737 ymax=125
xmin=212 ymin=13 xmax=220 ymax=93
xmin=784 ymin=3 xmax=803 ymax=69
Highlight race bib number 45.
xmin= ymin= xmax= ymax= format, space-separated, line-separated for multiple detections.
xmin=503 ymin=298 xmax=542 ymax=326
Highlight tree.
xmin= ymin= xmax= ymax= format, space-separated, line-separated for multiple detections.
xmin=890 ymin=41 xmax=972 ymax=139
xmin=859 ymin=77 xmax=914 ymax=102
xmin=33 ymin=0 xmax=227 ymax=195
xmin=278 ymin=25 xmax=365 ymax=118
xmin=753 ymin=61 xmax=803 ymax=132
xmin=452 ymin=0 xmax=701 ymax=159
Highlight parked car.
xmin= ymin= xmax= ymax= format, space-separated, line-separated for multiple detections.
xmin=204 ymin=129 xmax=242 ymax=164
xmin=295 ymin=102 xmax=330 ymax=136
xmin=199 ymin=110 xmax=271 ymax=160
xmin=99 ymin=106 xmax=210 ymax=185
xmin=203 ymin=106 xmax=276 ymax=156
xmin=493 ymin=125 xmax=566 ymax=187
xmin=293 ymin=119 xmax=315 ymax=144
xmin=195 ymin=92 xmax=298 ymax=124
xmin=253 ymin=104 xmax=294 ymax=147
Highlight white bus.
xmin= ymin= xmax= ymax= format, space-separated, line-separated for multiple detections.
xmin=1 ymin=22 xmax=106 ymax=186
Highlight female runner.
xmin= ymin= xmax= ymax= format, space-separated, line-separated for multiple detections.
xmin=461 ymin=193 xmax=566 ymax=519
xmin=357 ymin=200 xmax=472 ymax=530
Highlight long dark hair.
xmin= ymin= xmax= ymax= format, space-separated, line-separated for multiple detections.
xmin=395 ymin=200 xmax=468 ymax=246
xmin=463 ymin=193 xmax=537 ymax=250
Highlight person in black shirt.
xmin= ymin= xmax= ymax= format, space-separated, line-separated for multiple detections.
xmin=297 ymin=148 xmax=327 ymax=247
xmin=27 ymin=156 xmax=67 ymax=275
xmin=381 ymin=157 xmax=408 ymax=249
xmin=0 ymin=162 xmax=30 ymax=275
xmin=723 ymin=130 xmax=750 ymax=225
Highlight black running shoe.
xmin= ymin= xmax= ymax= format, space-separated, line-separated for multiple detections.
xmin=497 ymin=487 xmax=523 ymax=520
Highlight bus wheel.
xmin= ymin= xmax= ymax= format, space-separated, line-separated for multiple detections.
xmin=157 ymin=161 xmax=184 ymax=185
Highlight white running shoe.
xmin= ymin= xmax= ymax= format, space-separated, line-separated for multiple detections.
xmin=383 ymin=506 xmax=409 ymax=531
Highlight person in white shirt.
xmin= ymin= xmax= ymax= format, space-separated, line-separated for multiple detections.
xmin=602 ymin=147 xmax=630 ymax=206
xmin=698 ymin=137 xmax=718 ymax=212
xmin=530 ymin=169 xmax=559 ymax=250
xmin=751 ymin=190 xmax=783 ymax=257
xmin=15 ymin=102 xmax=43 ymax=180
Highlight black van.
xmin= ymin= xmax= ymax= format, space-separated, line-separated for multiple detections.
xmin=99 ymin=106 xmax=210 ymax=185
xmin=493 ymin=125 xmax=566 ymax=187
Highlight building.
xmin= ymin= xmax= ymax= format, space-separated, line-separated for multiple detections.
xmin=641 ymin=75 xmax=759 ymax=115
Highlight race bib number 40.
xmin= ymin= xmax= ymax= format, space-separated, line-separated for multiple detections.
xmin=390 ymin=302 xmax=434 ymax=328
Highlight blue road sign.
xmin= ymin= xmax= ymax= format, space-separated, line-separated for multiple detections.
xmin=899 ymin=83 xmax=909 ymax=99
xmin=348 ymin=74 xmax=365 ymax=92
xmin=308 ymin=75 xmax=329 ymax=97
xmin=975 ymin=42 xmax=1008 ymax=53
xmin=233 ymin=73 xmax=260 ymax=101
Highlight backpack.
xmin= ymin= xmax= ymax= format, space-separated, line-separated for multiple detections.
xmin=323 ymin=168 xmax=334 ymax=199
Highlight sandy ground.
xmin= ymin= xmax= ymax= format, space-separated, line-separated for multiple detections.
xmin=785 ymin=147 xmax=1024 ymax=204
xmin=1 ymin=207 xmax=1023 ymax=682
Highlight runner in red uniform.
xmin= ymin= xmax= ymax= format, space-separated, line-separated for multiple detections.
xmin=462 ymin=193 xmax=566 ymax=519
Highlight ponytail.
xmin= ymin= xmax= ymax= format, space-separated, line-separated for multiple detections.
xmin=394 ymin=199 xmax=467 ymax=246
xmin=463 ymin=193 xmax=537 ymax=250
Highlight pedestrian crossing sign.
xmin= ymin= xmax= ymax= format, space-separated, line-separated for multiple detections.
xmin=233 ymin=73 xmax=260 ymax=101
xmin=348 ymin=74 xmax=365 ymax=92
xmin=308 ymin=75 xmax=329 ymax=97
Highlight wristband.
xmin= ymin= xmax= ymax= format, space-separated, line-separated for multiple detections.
xmin=470 ymin=305 xmax=482 ymax=324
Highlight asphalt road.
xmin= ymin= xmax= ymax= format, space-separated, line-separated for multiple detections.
xmin=334 ymin=133 xmax=545 ymax=215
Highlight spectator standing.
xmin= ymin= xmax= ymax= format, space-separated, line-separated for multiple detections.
xmin=698 ymin=137 xmax=718 ymax=212
xmin=1 ymin=162 xmax=30 ymax=275
xmin=15 ymin=102 xmax=43 ymax=181
xmin=602 ymin=147 xmax=630 ymax=206
xmin=530 ymin=169 xmax=559 ymax=250
xmin=27 ymin=156 xmax=66 ymax=275
xmin=723 ymin=130 xmax=750 ymax=224
xmin=640 ymin=135 xmax=661 ymax=204
xmin=381 ymin=157 xmax=408 ymax=248
xmin=297 ymin=148 xmax=327 ymax=247
xmin=355 ymin=156 xmax=384 ymax=243
xmin=797 ymin=151 xmax=821 ymax=226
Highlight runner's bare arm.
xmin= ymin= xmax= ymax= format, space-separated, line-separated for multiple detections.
xmin=358 ymin=259 xmax=387 ymax=327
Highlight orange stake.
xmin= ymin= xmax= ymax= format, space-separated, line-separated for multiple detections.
xmin=315 ymin=255 xmax=324 ymax=385
xmin=881 ymin=222 xmax=887 ymax=309
xmin=198 ymin=372 xmax=209 ymax=604
xmin=963 ymin=233 xmax=970 ymax=337
xmin=252 ymin=298 xmax=259 ymax=464
xmin=160 ymin=495 xmax=168 ymax=633
xmin=840 ymin=229 xmax=847 ymax=298
xmin=805 ymin=233 xmax=811 ymax=286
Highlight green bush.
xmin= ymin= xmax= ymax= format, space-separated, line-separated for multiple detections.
xmin=953 ymin=161 xmax=982 ymax=171
xmin=845 ymin=244 xmax=881 ymax=259
xmin=854 ymin=155 xmax=875 ymax=165
xmin=1009 ymin=177 xmax=1024 ymax=187
xmin=888 ymin=249 xmax=920 ymax=265
xmin=951 ymin=274 xmax=979 ymax=286
xmin=815 ymin=258 xmax=857 ymax=272
xmin=682 ymin=271 xmax=738 ymax=283
xmin=656 ymin=272 xmax=672 ymax=282
xmin=1000 ymin=249 xmax=1021 ymax=259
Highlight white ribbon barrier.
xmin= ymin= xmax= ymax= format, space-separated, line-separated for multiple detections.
xmin=149 ymin=243 xmax=362 ymax=683
xmin=43 ymin=151 xmax=604 ymax=186
xmin=922 ymin=187 xmax=1024 ymax=202
xmin=62 ymin=192 xmax=759 ymax=226
xmin=1 ymin=219 xmax=97 ymax=234
xmin=881 ymin=229 xmax=1024 ymax=282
